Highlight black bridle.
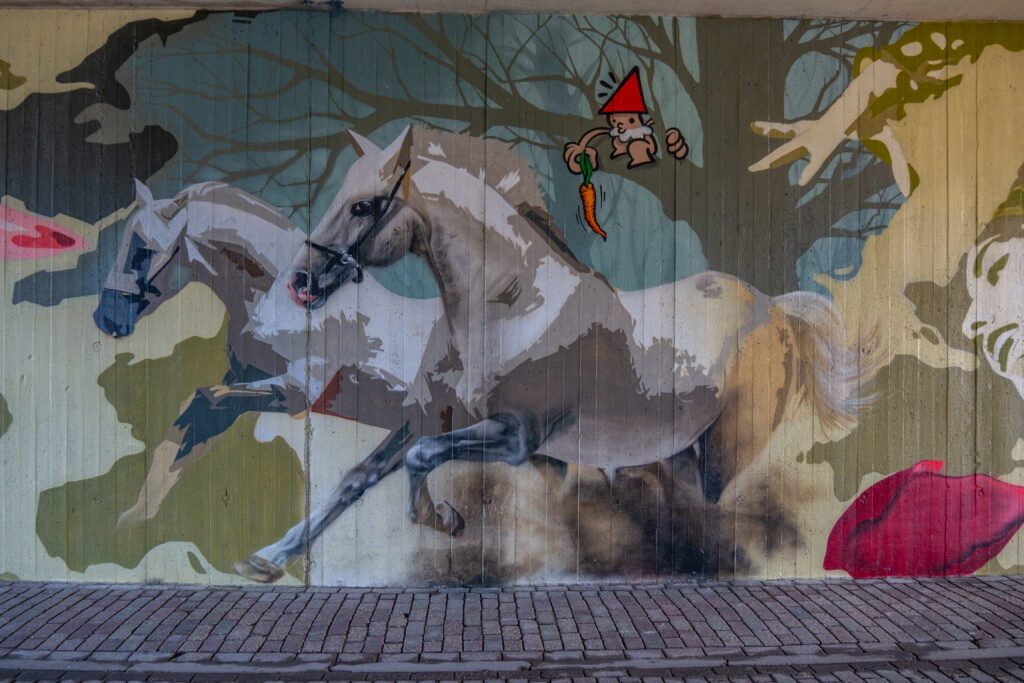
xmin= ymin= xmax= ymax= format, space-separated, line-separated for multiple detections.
xmin=304 ymin=160 xmax=412 ymax=281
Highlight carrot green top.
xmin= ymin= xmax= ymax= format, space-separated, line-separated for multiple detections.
xmin=577 ymin=152 xmax=593 ymax=187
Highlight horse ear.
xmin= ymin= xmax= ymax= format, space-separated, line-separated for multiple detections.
xmin=380 ymin=125 xmax=414 ymax=176
xmin=158 ymin=193 xmax=188 ymax=220
xmin=346 ymin=129 xmax=380 ymax=157
xmin=134 ymin=178 xmax=154 ymax=207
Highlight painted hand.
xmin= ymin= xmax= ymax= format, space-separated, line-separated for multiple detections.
xmin=564 ymin=141 xmax=599 ymax=175
xmin=665 ymin=128 xmax=689 ymax=160
xmin=748 ymin=60 xmax=914 ymax=196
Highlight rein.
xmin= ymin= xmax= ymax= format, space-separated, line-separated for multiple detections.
xmin=305 ymin=160 xmax=411 ymax=277
xmin=147 ymin=245 xmax=181 ymax=286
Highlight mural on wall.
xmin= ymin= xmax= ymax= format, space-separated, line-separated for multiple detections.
xmin=2 ymin=10 xmax=1024 ymax=586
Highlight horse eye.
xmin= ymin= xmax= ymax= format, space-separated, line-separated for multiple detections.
xmin=351 ymin=201 xmax=374 ymax=217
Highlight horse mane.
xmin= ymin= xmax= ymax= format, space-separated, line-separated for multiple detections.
xmin=177 ymin=181 xmax=298 ymax=235
xmin=164 ymin=181 xmax=301 ymax=279
xmin=413 ymin=128 xmax=591 ymax=274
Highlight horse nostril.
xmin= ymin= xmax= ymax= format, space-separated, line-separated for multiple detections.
xmin=292 ymin=271 xmax=309 ymax=290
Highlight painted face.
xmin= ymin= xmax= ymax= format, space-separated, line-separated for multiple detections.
xmin=962 ymin=234 xmax=1024 ymax=397
xmin=608 ymin=113 xmax=643 ymax=133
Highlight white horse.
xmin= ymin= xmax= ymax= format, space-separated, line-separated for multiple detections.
xmin=286 ymin=126 xmax=873 ymax=534
xmin=95 ymin=180 xmax=450 ymax=582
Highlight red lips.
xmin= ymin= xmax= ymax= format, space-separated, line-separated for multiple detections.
xmin=825 ymin=461 xmax=1024 ymax=577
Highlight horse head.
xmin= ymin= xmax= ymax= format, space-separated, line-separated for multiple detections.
xmin=94 ymin=179 xmax=190 ymax=337
xmin=288 ymin=125 xmax=419 ymax=309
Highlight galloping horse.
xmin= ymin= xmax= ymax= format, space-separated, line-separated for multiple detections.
xmin=287 ymin=126 xmax=873 ymax=535
xmin=94 ymin=180 xmax=453 ymax=581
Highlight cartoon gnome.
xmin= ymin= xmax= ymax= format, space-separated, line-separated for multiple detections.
xmin=564 ymin=66 xmax=688 ymax=174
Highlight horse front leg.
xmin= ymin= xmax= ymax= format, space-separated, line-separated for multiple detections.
xmin=117 ymin=381 xmax=294 ymax=527
xmin=405 ymin=413 xmax=536 ymax=537
xmin=234 ymin=424 xmax=414 ymax=583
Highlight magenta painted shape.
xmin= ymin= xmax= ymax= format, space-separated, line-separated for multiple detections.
xmin=1 ymin=205 xmax=87 ymax=260
xmin=824 ymin=460 xmax=1024 ymax=578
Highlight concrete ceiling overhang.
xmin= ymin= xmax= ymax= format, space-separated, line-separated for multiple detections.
xmin=1 ymin=0 xmax=1023 ymax=21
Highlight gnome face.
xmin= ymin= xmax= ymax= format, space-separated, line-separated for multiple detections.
xmin=607 ymin=113 xmax=653 ymax=142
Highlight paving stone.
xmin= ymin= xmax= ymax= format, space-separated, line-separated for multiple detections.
xmin=211 ymin=652 xmax=254 ymax=663
xmin=250 ymin=652 xmax=297 ymax=663
xmin=459 ymin=651 xmax=502 ymax=661
xmin=420 ymin=651 xmax=460 ymax=662
xmin=4 ymin=576 xmax=1024 ymax=682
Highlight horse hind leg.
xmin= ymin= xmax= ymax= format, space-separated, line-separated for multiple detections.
xmin=701 ymin=316 xmax=792 ymax=502
xmin=677 ymin=425 xmax=725 ymax=504
xmin=406 ymin=413 xmax=535 ymax=536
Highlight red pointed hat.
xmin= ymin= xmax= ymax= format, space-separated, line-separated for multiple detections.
xmin=599 ymin=67 xmax=648 ymax=115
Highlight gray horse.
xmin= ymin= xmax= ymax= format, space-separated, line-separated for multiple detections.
xmin=95 ymin=179 xmax=454 ymax=581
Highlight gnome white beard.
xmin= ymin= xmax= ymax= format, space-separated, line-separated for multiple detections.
xmin=612 ymin=124 xmax=653 ymax=142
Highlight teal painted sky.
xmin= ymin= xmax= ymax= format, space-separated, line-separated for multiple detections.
xmin=108 ymin=12 xmax=905 ymax=298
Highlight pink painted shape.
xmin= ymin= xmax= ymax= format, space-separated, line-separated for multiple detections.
xmin=824 ymin=460 xmax=1024 ymax=578
xmin=1 ymin=205 xmax=87 ymax=260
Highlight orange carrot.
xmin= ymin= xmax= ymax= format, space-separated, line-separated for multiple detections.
xmin=579 ymin=182 xmax=606 ymax=240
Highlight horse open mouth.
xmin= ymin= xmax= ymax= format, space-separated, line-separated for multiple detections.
xmin=287 ymin=280 xmax=325 ymax=309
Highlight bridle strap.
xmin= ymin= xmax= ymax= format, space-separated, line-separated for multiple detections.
xmin=305 ymin=160 xmax=411 ymax=270
xmin=348 ymin=160 xmax=411 ymax=258
xmin=305 ymin=240 xmax=364 ymax=284
xmin=106 ymin=245 xmax=180 ymax=296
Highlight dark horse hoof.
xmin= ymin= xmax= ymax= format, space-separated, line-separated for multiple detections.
xmin=233 ymin=555 xmax=285 ymax=583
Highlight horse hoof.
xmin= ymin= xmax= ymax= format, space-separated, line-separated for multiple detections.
xmin=233 ymin=555 xmax=285 ymax=583
xmin=436 ymin=501 xmax=466 ymax=537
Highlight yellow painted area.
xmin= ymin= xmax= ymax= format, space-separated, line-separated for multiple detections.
xmin=0 ymin=273 xmax=228 ymax=582
xmin=0 ymin=10 xmax=195 ymax=110
xmin=827 ymin=47 xmax=1024 ymax=374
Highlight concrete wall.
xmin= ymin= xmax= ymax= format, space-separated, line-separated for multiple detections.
xmin=2 ymin=10 xmax=1024 ymax=586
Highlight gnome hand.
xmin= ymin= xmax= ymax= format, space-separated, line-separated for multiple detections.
xmin=665 ymin=128 xmax=689 ymax=160
xmin=564 ymin=141 xmax=599 ymax=175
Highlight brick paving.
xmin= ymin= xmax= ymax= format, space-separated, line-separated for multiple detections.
xmin=1 ymin=576 xmax=1024 ymax=681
